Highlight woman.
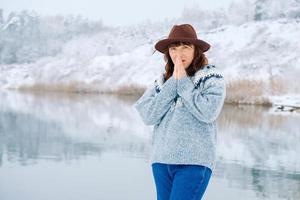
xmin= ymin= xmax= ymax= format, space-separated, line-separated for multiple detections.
xmin=133 ymin=24 xmax=226 ymax=200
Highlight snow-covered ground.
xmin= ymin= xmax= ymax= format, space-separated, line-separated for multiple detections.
xmin=0 ymin=1 xmax=300 ymax=108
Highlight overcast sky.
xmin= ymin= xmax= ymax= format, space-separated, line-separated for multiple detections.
xmin=1 ymin=0 xmax=236 ymax=27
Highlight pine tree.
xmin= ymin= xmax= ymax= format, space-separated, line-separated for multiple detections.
xmin=0 ymin=9 xmax=3 ymax=25
xmin=254 ymin=0 xmax=268 ymax=21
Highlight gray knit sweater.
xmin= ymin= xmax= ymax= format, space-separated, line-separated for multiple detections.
xmin=133 ymin=64 xmax=226 ymax=172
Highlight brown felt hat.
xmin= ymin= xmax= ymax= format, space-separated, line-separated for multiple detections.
xmin=154 ymin=24 xmax=210 ymax=54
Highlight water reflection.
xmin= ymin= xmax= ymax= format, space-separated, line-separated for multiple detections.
xmin=0 ymin=90 xmax=299 ymax=200
xmin=217 ymin=104 xmax=300 ymax=172
xmin=0 ymin=90 xmax=151 ymax=166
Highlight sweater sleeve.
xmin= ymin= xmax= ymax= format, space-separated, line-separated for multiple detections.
xmin=177 ymin=75 xmax=226 ymax=123
xmin=133 ymin=76 xmax=177 ymax=126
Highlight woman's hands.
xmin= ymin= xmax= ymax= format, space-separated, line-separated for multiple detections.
xmin=173 ymin=55 xmax=187 ymax=80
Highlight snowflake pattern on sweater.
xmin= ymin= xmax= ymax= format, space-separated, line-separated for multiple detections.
xmin=133 ymin=64 xmax=226 ymax=172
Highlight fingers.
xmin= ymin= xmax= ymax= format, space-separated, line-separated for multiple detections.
xmin=174 ymin=63 xmax=178 ymax=79
xmin=173 ymin=54 xmax=183 ymax=79
xmin=174 ymin=55 xmax=187 ymax=79
xmin=175 ymin=55 xmax=181 ymax=65
xmin=175 ymin=55 xmax=184 ymax=67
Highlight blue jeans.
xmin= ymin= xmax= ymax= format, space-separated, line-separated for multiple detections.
xmin=151 ymin=163 xmax=212 ymax=200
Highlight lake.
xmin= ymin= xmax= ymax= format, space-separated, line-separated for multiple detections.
xmin=0 ymin=90 xmax=299 ymax=200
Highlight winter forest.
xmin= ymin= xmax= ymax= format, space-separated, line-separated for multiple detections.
xmin=0 ymin=0 xmax=300 ymax=106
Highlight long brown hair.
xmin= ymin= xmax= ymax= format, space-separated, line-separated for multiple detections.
xmin=163 ymin=41 xmax=208 ymax=81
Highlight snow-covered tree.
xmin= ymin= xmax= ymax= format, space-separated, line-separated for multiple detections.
xmin=227 ymin=0 xmax=255 ymax=25
xmin=0 ymin=10 xmax=106 ymax=64
xmin=0 ymin=9 xmax=3 ymax=25
xmin=254 ymin=0 xmax=268 ymax=21
xmin=255 ymin=0 xmax=300 ymax=20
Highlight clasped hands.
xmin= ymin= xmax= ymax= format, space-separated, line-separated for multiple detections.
xmin=173 ymin=55 xmax=188 ymax=80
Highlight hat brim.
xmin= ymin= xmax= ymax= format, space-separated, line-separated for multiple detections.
xmin=154 ymin=38 xmax=210 ymax=54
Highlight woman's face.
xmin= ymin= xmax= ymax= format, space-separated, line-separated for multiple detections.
xmin=168 ymin=43 xmax=195 ymax=69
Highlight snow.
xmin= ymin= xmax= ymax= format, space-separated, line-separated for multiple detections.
xmin=0 ymin=2 xmax=300 ymax=107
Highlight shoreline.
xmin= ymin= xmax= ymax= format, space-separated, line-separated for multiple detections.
xmin=1 ymin=88 xmax=299 ymax=114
